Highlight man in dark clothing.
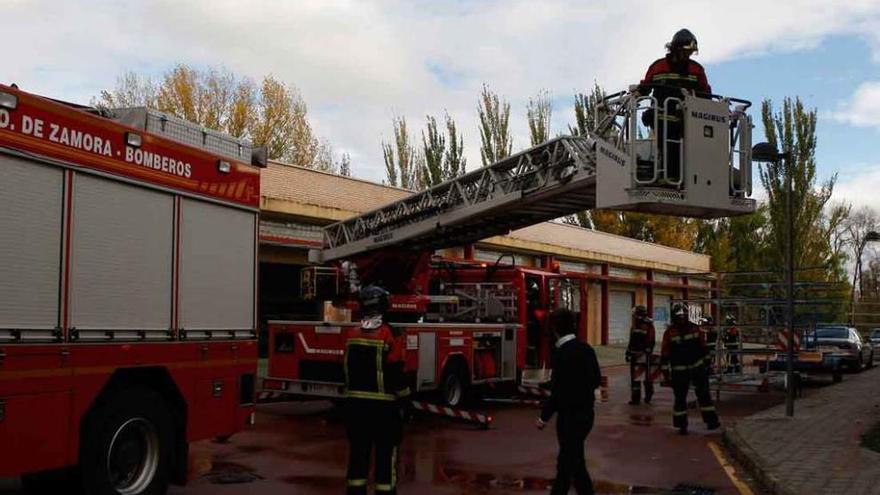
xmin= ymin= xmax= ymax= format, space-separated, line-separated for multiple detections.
xmin=627 ymin=305 xmax=656 ymax=405
xmin=640 ymin=29 xmax=712 ymax=186
xmin=660 ymin=303 xmax=720 ymax=435
xmin=343 ymin=285 xmax=411 ymax=495
xmin=536 ymin=308 xmax=601 ymax=495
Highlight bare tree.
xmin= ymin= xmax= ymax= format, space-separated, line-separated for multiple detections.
xmin=844 ymin=206 xmax=879 ymax=300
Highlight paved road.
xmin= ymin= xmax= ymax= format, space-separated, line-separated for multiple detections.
xmin=1 ymin=366 xmax=783 ymax=494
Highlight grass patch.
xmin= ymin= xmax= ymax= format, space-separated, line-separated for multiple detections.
xmin=862 ymin=422 xmax=880 ymax=453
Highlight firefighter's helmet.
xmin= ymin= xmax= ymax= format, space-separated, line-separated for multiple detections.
xmin=671 ymin=303 xmax=689 ymax=321
xmin=725 ymin=313 xmax=737 ymax=325
xmin=359 ymin=284 xmax=389 ymax=317
xmin=666 ymin=29 xmax=699 ymax=54
xmin=633 ymin=305 xmax=649 ymax=318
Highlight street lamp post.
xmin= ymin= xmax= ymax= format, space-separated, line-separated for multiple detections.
xmin=752 ymin=142 xmax=795 ymax=417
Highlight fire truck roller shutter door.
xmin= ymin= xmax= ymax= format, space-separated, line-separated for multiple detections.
xmin=70 ymin=174 xmax=173 ymax=331
xmin=179 ymin=199 xmax=256 ymax=332
xmin=0 ymin=154 xmax=62 ymax=331
xmin=609 ymin=291 xmax=635 ymax=344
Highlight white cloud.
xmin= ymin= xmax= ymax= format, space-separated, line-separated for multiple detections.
xmin=831 ymin=81 xmax=880 ymax=127
xmin=6 ymin=0 xmax=880 ymax=181
xmin=834 ymin=164 xmax=880 ymax=210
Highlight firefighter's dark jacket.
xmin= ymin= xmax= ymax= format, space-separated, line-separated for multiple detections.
xmin=344 ymin=322 xmax=411 ymax=401
xmin=641 ymin=55 xmax=712 ymax=102
xmin=660 ymin=321 xmax=709 ymax=370
xmin=628 ymin=318 xmax=656 ymax=353
xmin=540 ymin=336 xmax=602 ymax=422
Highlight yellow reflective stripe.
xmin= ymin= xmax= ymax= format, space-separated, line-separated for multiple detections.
xmin=672 ymin=357 xmax=705 ymax=371
xmin=396 ymin=387 xmax=411 ymax=398
xmin=673 ymin=410 xmax=688 ymax=416
xmin=632 ymin=329 xmax=648 ymax=334
xmin=392 ymin=446 xmax=398 ymax=488
xmin=701 ymin=406 xmax=716 ymax=412
xmin=652 ymin=73 xmax=698 ymax=81
xmin=347 ymin=338 xmax=386 ymax=347
xmin=376 ymin=485 xmax=393 ymax=492
xmin=376 ymin=342 xmax=385 ymax=394
xmin=348 ymin=479 xmax=368 ymax=487
xmin=344 ymin=390 xmax=396 ymax=401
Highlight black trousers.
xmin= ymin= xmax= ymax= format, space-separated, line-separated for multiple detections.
xmin=345 ymin=399 xmax=403 ymax=495
xmin=671 ymin=367 xmax=719 ymax=429
xmin=629 ymin=352 xmax=654 ymax=403
xmin=551 ymin=409 xmax=595 ymax=495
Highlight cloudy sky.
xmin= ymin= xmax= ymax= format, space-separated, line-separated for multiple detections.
xmin=6 ymin=0 xmax=880 ymax=208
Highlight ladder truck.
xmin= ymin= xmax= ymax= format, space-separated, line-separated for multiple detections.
xmin=0 ymin=85 xmax=264 ymax=494
xmin=265 ymin=86 xmax=756 ymax=407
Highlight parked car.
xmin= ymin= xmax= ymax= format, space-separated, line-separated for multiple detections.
xmin=808 ymin=326 xmax=874 ymax=371
xmin=869 ymin=329 xmax=880 ymax=354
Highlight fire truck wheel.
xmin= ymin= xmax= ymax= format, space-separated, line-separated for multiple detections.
xmin=80 ymin=388 xmax=174 ymax=495
xmin=440 ymin=362 xmax=470 ymax=407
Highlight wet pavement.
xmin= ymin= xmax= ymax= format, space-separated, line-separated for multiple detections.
xmin=1 ymin=365 xmax=793 ymax=494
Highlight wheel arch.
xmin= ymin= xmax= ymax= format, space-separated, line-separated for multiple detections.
xmin=79 ymin=366 xmax=189 ymax=486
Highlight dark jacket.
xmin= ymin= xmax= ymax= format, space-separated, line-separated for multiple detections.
xmin=641 ymin=55 xmax=712 ymax=104
xmin=660 ymin=320 xmax=709 ymax=370
xmin=540 ymin=336 xmax=602 ymax=422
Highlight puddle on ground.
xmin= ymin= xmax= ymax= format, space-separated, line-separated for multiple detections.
xmin=437 ymin=464 xmax=664 ymax=493
xmin=628 ymin=414 xmax=654 ymax=427
xmin=200 ymin=460 xmax=262 ymax=484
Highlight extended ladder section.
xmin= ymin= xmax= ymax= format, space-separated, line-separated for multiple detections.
xmin=312 ymin=87 xmax=757 ymax=263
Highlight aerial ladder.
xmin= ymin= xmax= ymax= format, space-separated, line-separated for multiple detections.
xmin=310 ymin=86 xmax=755 ymax=266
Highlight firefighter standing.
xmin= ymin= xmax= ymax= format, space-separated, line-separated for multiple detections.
xmin=639 ymin=29 xmax=712 ymax=185
xmin=626 ymin=306 xmax=656 ymax=405
xmin=344 ymin=285 xmax=411 ymax=495
xmin=660 ymin=303 xmax=720 ymax=435
xmin=723 ymin=314 xmax=742 ymax=373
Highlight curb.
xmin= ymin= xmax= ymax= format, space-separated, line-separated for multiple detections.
xmin=722 ymin=427 xmax=798 ymax=495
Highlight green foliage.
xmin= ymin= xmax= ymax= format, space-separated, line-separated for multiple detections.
xmin=421 ymin=113 xmax=467 ymax=188
xmin=478 ymin=84 xmax=512 ymax=166
xmin=527 ymin=89 xmax=552 ymax=146
xmin=382 ymin=115 xmax=422 ymax=189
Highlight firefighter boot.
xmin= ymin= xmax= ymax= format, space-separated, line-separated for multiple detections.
xmin=629 ymin=380 xmax=641 ymax=405
xmin=644 ymin=380 xmax=654 ymax=404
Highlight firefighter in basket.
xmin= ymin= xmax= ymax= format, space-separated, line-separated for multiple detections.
xmin=660 ymin=303 xmax=720 ymax=435
xmin=626 ymin=305 xmax=656 ymax=405
xmin=639 ymin=28 xmax=712 ymax=186
xmin=343 ymin=285 xmax=411 ymax=495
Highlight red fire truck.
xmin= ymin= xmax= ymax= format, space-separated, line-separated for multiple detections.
xmin=264 ymin=88 xmax=757 ymax=407
xmin=0 ymin=85 xmax=263 ymax=494
xmin=268 ymin=253 xmax=587 ymax=406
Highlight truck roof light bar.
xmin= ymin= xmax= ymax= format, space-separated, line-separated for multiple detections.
xmin=0 ymin=91 xmax=18 ymax=110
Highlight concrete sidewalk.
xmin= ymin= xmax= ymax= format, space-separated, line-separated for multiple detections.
xmin=724 ymin=367 xmax=880 ymax=495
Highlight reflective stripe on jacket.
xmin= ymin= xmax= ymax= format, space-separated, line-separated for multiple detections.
xmin=344 ymin=323 xmax=411 ymax=401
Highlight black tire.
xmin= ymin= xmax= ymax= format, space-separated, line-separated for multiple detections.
xmin=80 ymin=388 xmax=175 ymax=495
xmin=440 ymin=362 xmax=470 ymax=408
xmin=868 ymin=351 xmax=875 ymax=369
xmin=833 ymin=371 xmax=843 ymax=383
